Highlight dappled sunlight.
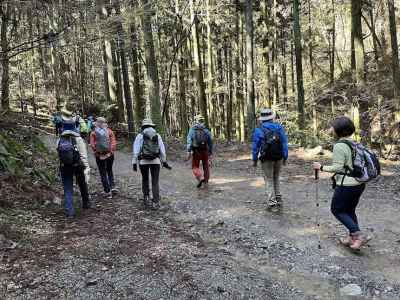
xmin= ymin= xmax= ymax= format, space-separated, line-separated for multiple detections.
xmin=287 ymin=226 xmax=319 ymax=237
xmin=213 ymin=206 xmax=252 ymax=219
xmin=212 ymin=177 xmax=249 ymax=185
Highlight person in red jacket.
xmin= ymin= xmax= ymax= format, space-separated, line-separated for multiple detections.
xmin=89 ymin=117 xmax=117 ymax=199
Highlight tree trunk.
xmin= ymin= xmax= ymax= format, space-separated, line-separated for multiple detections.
xmin=141 ymin=0 xmax=162 ymax=130
xmin=0 ymin=5 xmax=10 ymax=110
xmin=129 ymin=21 xmax=145 ymax=128
xmin=293 ymin=0 xmax=305 ymax=132
xmin=329 ymin=0 xmax=336 ymax=84
xmin=235 ymin=0 xmax=244 ymax=142
xmin=206 ymin=0 xmax=215 ymax=131
xmin=245 ymin=0 xmax=255 ymax=140
xmin=387 ymin=0 xmax=400 ymax=120
xmin=190 ymin=0 xmax=209 ymax=127
xmin=102 ymin=39 xmax=111 ymax=103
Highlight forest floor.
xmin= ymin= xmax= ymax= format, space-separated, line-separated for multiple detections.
xmin=1 ymin=133 xmax=400 ymax=300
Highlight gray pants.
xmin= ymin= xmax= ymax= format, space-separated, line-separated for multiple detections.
xmin=261 ymin=160 xmax=283 ymax=204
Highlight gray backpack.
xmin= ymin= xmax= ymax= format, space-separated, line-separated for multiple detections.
xmin=95 ymin=128 xmax=110 ymax=153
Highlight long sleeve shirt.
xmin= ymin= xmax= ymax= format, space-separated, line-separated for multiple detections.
xmin=323 ymin=138 xmax=361 ymax=186
xmin=186 ymin=123 xmax=213 ymax=155
xmin=252 ymin=121 xmax=288 ymax=162
xmin=132 ymin=133 xmax=167 ymax=165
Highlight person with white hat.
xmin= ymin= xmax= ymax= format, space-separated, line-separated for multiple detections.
xmin=90 ymin=117 xmax=117 ymax=199
xmin=186 ymin=114 xmax=213 ymax=188
xmin=132 ymin=118 xmax=170 ymax=210
xmin=252 ymin=108 xmax=288 ymax=209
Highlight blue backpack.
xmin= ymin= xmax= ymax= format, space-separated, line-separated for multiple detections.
xmin=58 ymin=136 xmax=81 ymax=167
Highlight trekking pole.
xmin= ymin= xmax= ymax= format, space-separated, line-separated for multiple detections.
xmin=315 ymin=169 xmax=322 ymax=249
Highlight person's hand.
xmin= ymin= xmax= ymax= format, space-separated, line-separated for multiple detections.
xmin=162 ymin=162 xmax=172 ymax=170
xmin=252 ymin=160 xmax=258 ymax=168
xmin=313 ymin=162 xmax=322 ymax=170
xmin=133 ymin=164 xmax=137 ymax=172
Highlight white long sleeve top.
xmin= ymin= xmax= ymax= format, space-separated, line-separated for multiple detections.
xmin=132 ymin=129 xmax=166 ymax=165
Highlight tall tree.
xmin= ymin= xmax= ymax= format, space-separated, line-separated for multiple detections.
xmin=0 ymin=3 xmax=10 ymax=110
xmin=141 ymin=0 xmax=162 ymax=129
xmin=293 ymin=0 xmax=305 ymax=131
xmin=245 ymin=0 xmax=255 ymax=140
xmin=190 ymin=0 xmax=209 ymax=127
xmin=387 ymin=0 xmax=400 ymax=120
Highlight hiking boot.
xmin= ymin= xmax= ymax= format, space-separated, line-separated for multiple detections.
xmin=143 ymin=196 xmax=151 ymax=208
xmin=350 ymin=232 xmax=372 ymax=250
xmin=339 ymin=235 xmax=353 ymax=247
xmin=152 ymin=201 xmax=160 ymax=210
xmin=197 ymin=179 xmax=205 ymax=188
xmin=105 ymin=192 xmax=112 ymax=199
xmin=111 ymin=187 xmax=119 ymax=194
xmin=275 ymin=195 xmax=282 ymax=207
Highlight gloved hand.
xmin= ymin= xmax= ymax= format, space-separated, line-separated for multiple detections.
xmin=252 ymin=160 xmax=258 ymax=168
xmin=133 ymin=164 xmax=137 ymax=172
xmin=84 ymin=168 xmax=90 ymax=183
xmin=162 ymin=162 xmax=172 ymax=170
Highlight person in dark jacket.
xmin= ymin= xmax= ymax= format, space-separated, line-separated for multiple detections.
xmin=252 ymin=108 xmax=288 ymax=209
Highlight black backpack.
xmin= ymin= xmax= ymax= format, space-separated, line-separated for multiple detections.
xmin=259 ymin=127 xmax=283 ymax=162
xmin=192 ymin=128 xmax=208 ymax=150
xmin=57 ymin=136 xmax=82 ymax=167
xmin=140 ymin=132 xmax=160 ymax=160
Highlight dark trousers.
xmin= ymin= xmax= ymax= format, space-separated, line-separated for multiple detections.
xmin=55 ymin=124 xmax=62 ymax=136
xmin=60 ymin=166 xmax=90 ymax=216
xmin=192 ymin=150 xmax=210 ymax=182
xmin=331 ymin=184 xmax=366 ymax=234
xmin=139 ymin=164 xmax=160 ymax=202
xmin=96 ymin=155 xmax=115 ymax=193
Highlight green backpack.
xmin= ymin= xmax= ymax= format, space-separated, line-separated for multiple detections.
xmin=79 ymin=118 xmax=89 ymax=133
xmin=140 ymin=132 xmax=160 ymax=160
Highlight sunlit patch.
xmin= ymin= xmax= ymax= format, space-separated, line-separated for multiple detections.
xmin=287 ymin=227 xmax=319 ymax=237
xmin=250 ymin=179 xmax=265 ymax=187
xmin=213 ymin=207 xmax=251 ymax=219
xmin=212 ymin=177 xmax=249 ymax=184
xmin=226 ymin=155 xmax=251 ymax=162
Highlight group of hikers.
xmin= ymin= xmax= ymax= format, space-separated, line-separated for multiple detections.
xmin=54 ymin=106 xmax=380 ymax=251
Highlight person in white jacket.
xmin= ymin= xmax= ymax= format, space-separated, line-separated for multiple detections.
xmin=132 ymin=118 xmax=170 ymax=210
xmin=57 ymin=109 xmax=91 ymax=218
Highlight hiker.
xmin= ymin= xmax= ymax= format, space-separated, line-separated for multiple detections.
xmin=186 ymin=115 xmax=213 ymax=188
xmin=90 ymin=117 xmax=117 ymax=199
xmin=52 ymin=111 xmax=63 ymax=136
xmin=252 ymin=108 xmax=288 ymax=209
xmin=78 ymin=115 xmax=90 ymax=141
xmin=132 ymin=118 xmax=170 ymax=210
xmin=313 ymin=116 xmax=373 ymax=250
xmin=57 ymin=110 xmax=91 ymax=218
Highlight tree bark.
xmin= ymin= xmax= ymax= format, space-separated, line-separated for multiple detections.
xmin=190 ymin=0 xmax=209 ymax=127
xmin=141 ymin=0 xmax=162 ymax=130
xmin=245 ymin=0 xmax=255 ymax=140
xmin=0 ymin=4 xmax=10 ymax=110
xmin=293 ymin=0 xmax=305 ymax=132
xmin=387 ymin=0 xmax=400 ymax=120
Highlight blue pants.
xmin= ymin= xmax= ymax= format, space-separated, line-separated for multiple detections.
xmin=61 ymin=166 xmax=90 ymax=216
xmin=95 ymin=155 xmax=115 ymax=193
xmin=331 ymin=184 xmax=365 ymax=234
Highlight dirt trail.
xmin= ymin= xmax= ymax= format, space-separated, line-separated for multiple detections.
xmin=2 ymin=136 xmax=400 ymax=299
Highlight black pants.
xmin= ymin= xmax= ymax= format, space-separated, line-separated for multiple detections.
xmin=60 ymin=166 xmax=90 ymax=216
xmin=139 ymin=164 xmax=160 ymax=202
xmin=331 ymin=184 xmax=366 ymax=234
xmin=96 ymin=155 xmax=115 ymax=193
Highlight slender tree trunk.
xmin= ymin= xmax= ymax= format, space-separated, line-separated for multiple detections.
xmin=142 ymin=0 xmax=162 ymax=130
xmin=226 ymin=45 xmax=233 ymax=141
xmin=235 ymin=0 xmax=244 ymax=142
xmin=102 ymin=40 xmax=111 ymax=103
xmin=293 ymin=0 xmax=305 ymax=132
xmin=330 ymin=0 xmax=336 ymax=84
xmin=245 ymin=0 xmax=255 ymax=140
xmin=129 ymin=22 xmax=145 ymax=127
xmin=190 ymin=0 xmax=209 ymax=127
xmin=206 ymin=0 xmax=215 ymax=131
xmin=0 ymin=5 xmax=10 ymax=110
xmin=387 ymin=0 xmax=400 ymax=120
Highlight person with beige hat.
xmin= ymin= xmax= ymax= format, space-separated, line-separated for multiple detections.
xmin=132 ymin=118 xmax=169 ymax=210
xmin=252 ymin=108 xmax=288 ymax=210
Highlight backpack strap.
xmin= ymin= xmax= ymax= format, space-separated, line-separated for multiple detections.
xmin=332 ymin=140 xmax=355 ymax=186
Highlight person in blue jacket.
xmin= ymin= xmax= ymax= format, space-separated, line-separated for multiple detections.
xmin=252 ymin=108 xmax=288 ymax=209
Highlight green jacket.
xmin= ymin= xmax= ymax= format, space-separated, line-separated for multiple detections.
xmin=323 ymin=138 xmax=362 ymax=186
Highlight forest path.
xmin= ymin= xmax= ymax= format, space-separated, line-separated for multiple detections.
xmin=6 ymin=135 xmax=399 ymax=300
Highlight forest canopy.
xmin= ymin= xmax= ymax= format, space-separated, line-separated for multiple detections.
xmin=1 ymin=0 xmax=400 ymax=147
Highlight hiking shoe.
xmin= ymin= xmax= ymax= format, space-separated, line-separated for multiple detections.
xmin=111 ymin=188 xmax=119 ymax=194
xmin=350 ymin=232 xmax=372 ymax=250
xmin=275 ymin=195 xmax=282 ymax=207
xmin=197 ymin=179 xmax=205 ymax=188
xmin=105 ymin=192 xmax=113 ymax=199
xmin=152 ymin=201 xmax=160 ymax=210
xmin=143 ymin=196 xmax=151 ymax=208
xmin=339 ymin=235 xmax=353 ymax=247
